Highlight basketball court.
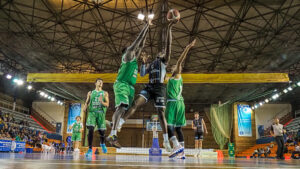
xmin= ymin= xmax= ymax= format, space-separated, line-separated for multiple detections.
xmin=1 ymin=0 xmax=300 ymax=169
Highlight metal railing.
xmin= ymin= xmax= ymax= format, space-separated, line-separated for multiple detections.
xmin=32 ymin=104 xmax=57 ymax=125
xmin=0 ymin=99 xmax=29 ymax=114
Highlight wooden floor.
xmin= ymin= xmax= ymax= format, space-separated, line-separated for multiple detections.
xmin=0 ymin=152 xmax=299 ymax=169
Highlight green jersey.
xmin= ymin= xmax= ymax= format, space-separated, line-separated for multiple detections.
xmin=88 ymin=90 xmax=107 ymax=113
xmin=72 ymin=122 xmax=83 ymax=133
xmin=167 ymin=76 xmax=183 ymax=101
xmin=116 ymin=54 xmax=138 ymax=86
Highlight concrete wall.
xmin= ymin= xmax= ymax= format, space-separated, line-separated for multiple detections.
xmin=32 ymin=101 xmax=65 ymax=134
xmin=255 ymin=103 xmax=291 ymax=139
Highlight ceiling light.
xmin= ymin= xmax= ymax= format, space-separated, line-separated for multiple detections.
xmin=44 ymin=94 xmax=48 ymax=98
xmin=138 ymin=11 xmax=145 ymax=20
xmin=27 ymin=85 xmax=32 ymax=90
xmin=259 ymin=102 xmax=263 ymax=106
xmin=288 ymin=87 xmax=292 ymax=91
xmin=47 ymin=96 xmax=51 ymax=99
xmin=6 ymin=74 xmax=12 ymax=79
xmin=254 ymin=105 xmax=258 ymax=108
xmin=283 ymin=89 xmax=288 ymax=93
xmin=251 ymin=106 xmax=255 ymax=110
xmin=40 ymin=92 xmax=45 ymax=96
xmin=16 ymin=79 xmax=24 ymax=86
xmin=272 ymin=94 xmax=279 ymax=100
xmin=265 ymin=99 xmax=269 ymax=103
xmin=297 ymin=82 xmax=300 ymax=87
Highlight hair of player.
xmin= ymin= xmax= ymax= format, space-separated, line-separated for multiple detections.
xmin=121 ymin=47 xmax=127 ymax=54
xmin=76 ymin=116 xmax=81 ymax=120
xmin=95 ymin=78 xmax=103 ymax=83
xmin=194 ymin=112 xmax=199 ymax=115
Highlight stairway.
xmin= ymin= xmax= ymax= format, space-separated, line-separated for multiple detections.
xmin=31 ymin=108 xmax=56 ymax=132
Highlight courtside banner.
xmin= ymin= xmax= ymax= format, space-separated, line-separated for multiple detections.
xmin=67 ymin=103 xmax=81 ymax=133
xmin=15 ymin=141 xmax=26 ymax=152
xmin=237 ymin=104 xmax=252 ymax=137
xmin=0 ymin=140 xmax=11 ymax=151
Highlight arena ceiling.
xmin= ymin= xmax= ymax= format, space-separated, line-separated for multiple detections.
xmin=0 ymin=0 xmax=300 ymax=111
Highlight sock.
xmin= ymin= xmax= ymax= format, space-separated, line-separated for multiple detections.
xmin=119 ymin=118 xmax=125 ymax=126
xmin=179 ymin=142 xmax=184 ymax=148
xmin=163 ymin=134 xmax=169 ymax=142
xmin=110 ymin=130 xmax=117 ymax=136
xmin=170 ymin=136 xmax=180 ymax=147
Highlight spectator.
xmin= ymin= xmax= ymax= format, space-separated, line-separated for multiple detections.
xmin=253 ymin=148 xmax=259 ymax=158
xmin=264 ymin=146 xmax=271 ymax=158
xmin=258 ymin=148 xmax=264 ymax=158
xmin=270 ymin=118 xmax=286 ymax=160
xmin=291 ymin=144 xmax=300 ymax=159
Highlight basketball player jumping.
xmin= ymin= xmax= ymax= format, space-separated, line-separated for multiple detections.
xmin=106 ymin=19 xmax=152 ymax=148
xmin=165 ymin=39 xmax=196 ymax=158
xmin=84 ymin=78 xmax=109 ymax=156
xmin=117 ymin=21 xmax=176 ymax=152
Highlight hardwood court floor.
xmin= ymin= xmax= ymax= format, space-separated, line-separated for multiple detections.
xmin=0 ymin=152 xmax=299 ymax=169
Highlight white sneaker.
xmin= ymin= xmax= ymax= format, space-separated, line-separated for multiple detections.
xmin=177 ymin=151 xmax=186 ymax=159
xmin=117 ymin=118 xmax=125 ymax=132
xmin=163 ymin=141 xmax=172 ymax=152
xmin=169 ymin=145 xmax=184 ymax=158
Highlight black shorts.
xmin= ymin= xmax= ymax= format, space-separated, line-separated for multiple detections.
xmin=139 ymin=84 xmax=166 ymax=108
xmin=195 ymin=131 xmax=204 ymax=140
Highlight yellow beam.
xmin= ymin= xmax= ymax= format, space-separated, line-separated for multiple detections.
xmin=27 ymin=73 xmax=289 ymax=83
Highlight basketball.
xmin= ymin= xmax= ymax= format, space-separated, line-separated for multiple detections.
xmin=167 ymin=9 xmax=180 ymax=21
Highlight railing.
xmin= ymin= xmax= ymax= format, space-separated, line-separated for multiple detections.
xmin=31 ymin=109 xmax=56 ymax=132
xmin=0 ymin=99 xmax=29 ymax=114
xmin=32 ymin=104 xmax=57 ymax=125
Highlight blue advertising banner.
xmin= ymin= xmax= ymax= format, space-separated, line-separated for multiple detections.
xmin=0 ymin=140 xmax=25 ymax=152
xmin=15 ymin=141 xmax=26 ymax=152
xmin=0 ymin=140 xmax=12 ymax=151
xmin=237 ymin=104 xmax=252 ymax=137
xmin=67 ymin=103 xmax=81 ymax=133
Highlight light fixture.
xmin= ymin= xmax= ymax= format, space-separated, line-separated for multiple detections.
xmin=265 ymin=99 xmax=269 ymax=103
xmin=138 ymin=10 xmax=145 ymax=20
xmin=254 ymin=105 xmax=258 ymax=108
xmin=259 ymin=102 xmax=263 ymax=106
xmin=148 ymin=9 xmax=154 ymax=19
xmin=40 ymin=91 xmax=45 ymax=96
xmin=6 ymin=74 xmax=12 ymax=79
xmin=288 ymin=86 xmax=293 ymax=91
xmin=283 ymin=89 xmax=288 ymax=93
xmin=13 ymin=78 xmax=18 ymax=83
xmin=16 ymin=79 xmax=24 ymax=86
xmin=44 ymin=94 xmax=48 ymax=98
xmin=27 ymin=85 xmax=32 ymax=90
xmin=272 ymin=94 xmax=279 ymax=100
xmin=297 ymin=81 xmax=300 ymax=87
xmin=47 ymin=96 xmax=51 ymax=99
xmin=251 ymin=106 xmax=254 ymax=110
xmin=51 ymin=97 xmax=55 ymax=101
xmin=57 ymin=101 xmax=61 ymax=104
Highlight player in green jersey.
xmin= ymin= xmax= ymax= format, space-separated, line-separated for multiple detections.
xmin=84 ymin=78 xmax=109 ymax=156
xmin=69 ymin=116 xmax=83 ymax=153
xmin=107 ymin=19 xmax=152 ymax=148
xmin=166 ymin=39 xmax=196 ymax=159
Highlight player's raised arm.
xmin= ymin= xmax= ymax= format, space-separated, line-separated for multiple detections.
xmin=125 ymin=20 xmax=151 ymax=62
xmin=173 ymin=39 xmax=196 ymax=76
xmin=164 ymin=22 xmax=175 ymax=65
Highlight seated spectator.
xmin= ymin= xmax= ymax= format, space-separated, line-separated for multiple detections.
xmin=291 ymin=144 xmax=300 ymax=159
xmin=253 ymin=148 xmax=259 ymax=158
xmin=258 ymin=148 xmax=264 ymax=158
xmin=264 ymin=146 xmax=271 ymax=158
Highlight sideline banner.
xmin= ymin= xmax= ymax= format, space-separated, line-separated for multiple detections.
xmin=237 ymin=104 xmax=252 ymax=137
xmin=67 ymin=103 xmax=81 ymax=133
xmin=0 ymin=140 xmax=25 ymax=152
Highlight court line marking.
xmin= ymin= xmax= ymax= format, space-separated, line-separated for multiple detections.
xmin=4 ymin=161 xmax=300 ymax=169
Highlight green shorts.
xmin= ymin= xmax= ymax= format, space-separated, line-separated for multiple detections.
xmin=86 ymin=111 xmax=106 ymax=130
xmin=113 ymin=81 xmax=135 ymax=109
xmin=165 ymin=100 xmax=186 ymax=127
xmin=72 ymin=132 xmax=81 ymax=141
